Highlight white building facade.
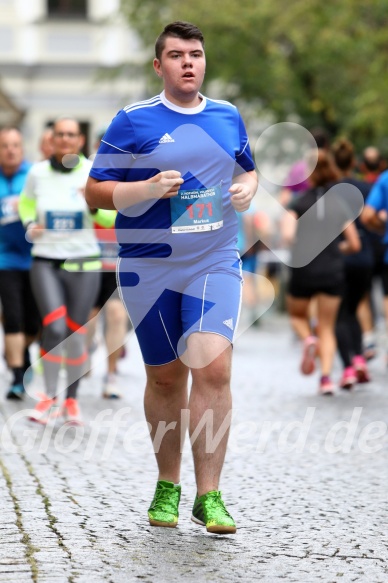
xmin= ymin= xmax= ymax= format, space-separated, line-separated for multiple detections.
xmin=0 ymin=0 xmax=146 ymax=160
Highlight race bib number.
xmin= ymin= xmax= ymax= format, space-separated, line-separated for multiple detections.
xmin=0 ymin=195 xmax=19 ymax=226
xmin=46 ymin=211 xmax=83 ymax=231
xmin=170 ymin=186 xmax=223 ymax=233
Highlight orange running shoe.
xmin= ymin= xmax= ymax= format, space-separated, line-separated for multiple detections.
xmin=29 ymin=393 xmax=58 ymax=424
xmin=61 ymin=398 xmax=83 ymax=425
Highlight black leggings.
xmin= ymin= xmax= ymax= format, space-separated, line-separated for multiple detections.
xmin=0 ymin=270 xmax=40 ymax=336
xmin=336 ymin=265 xmax=373 ymax=368
xmin=30 ymin=258 xmax=100 ymax=398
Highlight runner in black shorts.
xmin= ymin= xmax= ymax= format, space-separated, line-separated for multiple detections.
xmin=0 ymin=126 xmax=40 ymax=399
xmin=0 ymin=270 xmax=40 ymax=395
xmin=282 ymin=149 xmax=361 ymax=395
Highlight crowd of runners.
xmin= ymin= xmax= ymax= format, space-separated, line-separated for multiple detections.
xmin=280 ymin=134 xmax=388 ymax=394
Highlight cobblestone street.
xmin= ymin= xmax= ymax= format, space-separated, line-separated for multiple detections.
xmin=0 ymin=313 xmax=387 ymax=582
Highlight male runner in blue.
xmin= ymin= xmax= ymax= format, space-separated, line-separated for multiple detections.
xmin=86 ymin=21 xmax=258 ymax=534
xmin=0 ymin=127 xmax=40 ymax=399
xmin=362 ymin=172 xmax=388 ymax=363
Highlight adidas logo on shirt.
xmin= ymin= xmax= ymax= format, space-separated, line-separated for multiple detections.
xmin=159 ymin=133 xmax=175 ymax=143
xmin=223 ymin=318 xmax=234 ymax=331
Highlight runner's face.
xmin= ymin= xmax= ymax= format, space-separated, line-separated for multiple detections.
xmin=0 ymin=130 xmax=23 ymax=171
xmin=52 ymin=120 xmax=84 ymax=161
xmin=153 ymin=37 xmax=206 ymax=105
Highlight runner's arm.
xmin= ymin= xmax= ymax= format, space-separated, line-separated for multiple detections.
xmin=361 ymin=204 xmax=387 ymax=235
xmin=85 ymin=171 xmax=184 ymax=210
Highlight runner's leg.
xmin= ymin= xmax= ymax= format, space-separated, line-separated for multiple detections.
xmin=144 ymin=359 xmax=189 ymax=483
xmin=187 ymin=333 xmax=232 ymax=496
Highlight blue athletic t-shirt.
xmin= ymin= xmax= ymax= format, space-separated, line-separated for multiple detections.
xmin=0 ymin=160 xmax=32 ymax=270
xmin=90 ymin=92 xmax=255 ymax=263
xmin=365 ymin=170 xmax=388 ymax=262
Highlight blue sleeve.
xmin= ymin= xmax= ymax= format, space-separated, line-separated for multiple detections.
xmin=235 ymin=112 xmax=255 ymax=174
xmin=89 ymin=110 xmax=136 ymax=182
xmin=365 ymin=172 xmax=388 ymax=212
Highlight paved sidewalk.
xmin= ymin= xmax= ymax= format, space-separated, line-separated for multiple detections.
xmin=0 ymin=313 xmax=387 ymax=582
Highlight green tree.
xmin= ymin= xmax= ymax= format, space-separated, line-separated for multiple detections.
xmin=121 ymin=0 xmax=388 ymax=151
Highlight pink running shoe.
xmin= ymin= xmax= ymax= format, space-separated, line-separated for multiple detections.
xmin=300 ymin=336 xmax=318 ymax=375
xmin=352 ymin=355 xmax=370 ymax=383
xmin=339 ymin=366 xmax=357 ymax=390
xmin=319 ymin=375 xmax=335 ymax=396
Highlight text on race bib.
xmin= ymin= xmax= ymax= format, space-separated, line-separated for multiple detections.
xmin=170 ymin=186 xmax=223 ymax=233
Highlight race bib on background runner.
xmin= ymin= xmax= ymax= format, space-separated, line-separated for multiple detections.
xmin=0 ymin=195 xmax=19 ymax=225
xmin=170 ymin=186 xmax=223 ymax=233
xmin=46 ymin=210 xmax=83 ymax=230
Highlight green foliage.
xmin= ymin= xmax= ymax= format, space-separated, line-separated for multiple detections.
xmin=120 ymin=0 xmax=388 ymax=151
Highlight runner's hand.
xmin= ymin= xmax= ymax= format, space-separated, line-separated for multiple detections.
xmin=229 ymin=183 xmax=253 ymax=212
xmin=26 ymin=223 xmax=44 ymax=240
xmin=148 ymin=171 xmax=184 ymax=199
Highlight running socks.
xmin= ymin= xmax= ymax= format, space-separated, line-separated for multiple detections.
xmin=11 ymin=366 xmax=24 ymax=385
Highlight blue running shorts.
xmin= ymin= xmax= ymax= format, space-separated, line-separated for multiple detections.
xmin=118 ymin=251 xmax=242 ymax=366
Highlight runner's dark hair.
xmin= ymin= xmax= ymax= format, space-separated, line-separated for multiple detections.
xmin=155 ymin=21 xmax=204 ymax=60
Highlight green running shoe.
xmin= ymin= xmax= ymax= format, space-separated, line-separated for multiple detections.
xmin=148 ymin=480 xmax=181 ymax=528
xmin=191 ymin=490 xmax=236 ymax=534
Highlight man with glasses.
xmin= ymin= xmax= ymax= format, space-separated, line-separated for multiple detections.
xmin=19 ymin=117 xmax=115 ymax=423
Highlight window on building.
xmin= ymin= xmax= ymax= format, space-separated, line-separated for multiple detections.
xmin=47 ymin=0 xmax=87 ymax=19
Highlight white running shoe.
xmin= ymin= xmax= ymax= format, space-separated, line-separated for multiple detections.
xmin=102 ymin=374 xmax=122 ymax=399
